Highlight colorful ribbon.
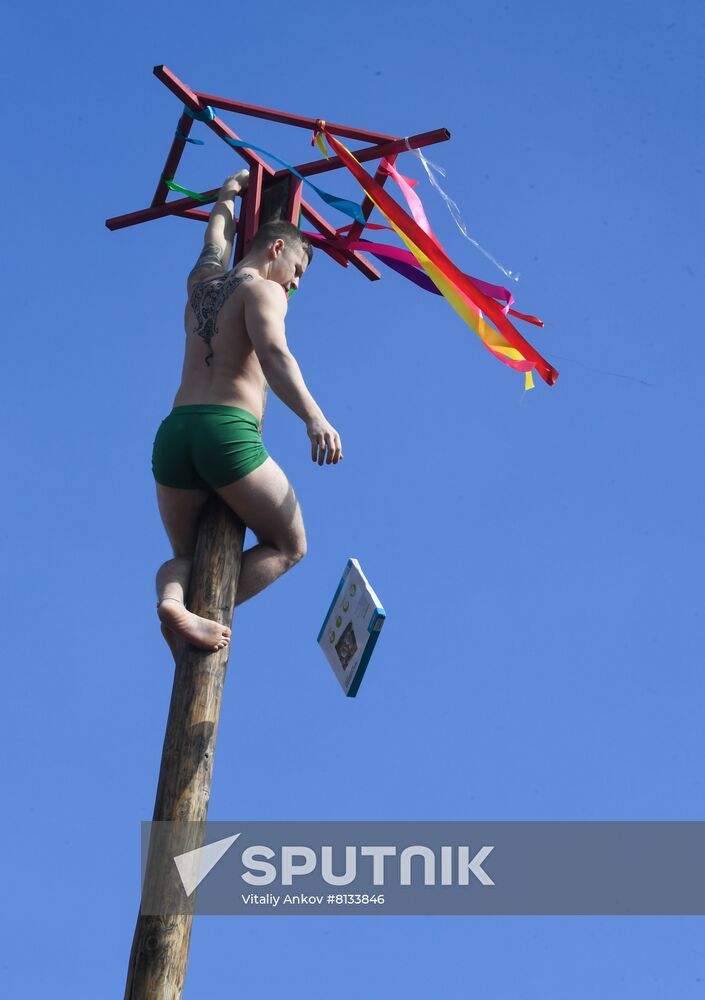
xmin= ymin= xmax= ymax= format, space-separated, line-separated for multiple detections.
xmin=162 ymin=178 xmax=217 ymax=203
xmin=317 ymin=127 xmax=557 ymax=388
xmin=183 ymin=105 xmax=217 ymax=123
xmin=379 ymin=159 xmax=437 ymax=242
xmin=175 ymin=127 xmax=204 ymax=145
xmin=313 ymin=128 xmax=330 ymax=159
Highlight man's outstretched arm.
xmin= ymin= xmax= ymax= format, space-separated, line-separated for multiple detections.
xmin=244 ymin=281 xmax=343 ymax=465
xmin=188 ymin=170 xmax=249 ymax=285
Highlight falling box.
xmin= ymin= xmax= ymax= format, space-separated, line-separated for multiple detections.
xmin=317 ymin=558 xmax=386 ymax=697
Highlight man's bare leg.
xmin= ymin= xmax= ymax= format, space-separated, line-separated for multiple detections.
xmin=155 ymin=486 xmax=232 ymax=655
xmin=214 ymin=457 xmax=307 ymax=606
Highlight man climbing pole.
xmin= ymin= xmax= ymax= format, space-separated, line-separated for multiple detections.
xmin=151 ymin=169 xmax=344 ymax=659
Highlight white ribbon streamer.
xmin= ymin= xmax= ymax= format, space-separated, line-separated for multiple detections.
xmin=405 ymin=138 xmax=519 ymax=282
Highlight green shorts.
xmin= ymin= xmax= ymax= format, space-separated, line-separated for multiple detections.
xmin=151 ymin=404 xmax=269 ymax=490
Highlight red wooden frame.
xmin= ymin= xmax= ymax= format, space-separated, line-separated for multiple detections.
xmin=105 ymin=65 xmax=451 ymax=281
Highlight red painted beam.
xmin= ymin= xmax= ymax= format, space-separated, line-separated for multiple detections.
xmin=279 ymin=128 xmax=450 ymax=180
xmin=287 ymin=177 xmax=303 ymax=226
xmin=242 ymin=162 xmax=264 ymax=253
xmin=105 ymin=190 xmax=222 ymax=230
xmin=151 ymin=109 xmax=196 ymax=207
xmin=233 ymin=163 xmax=264 ymax=264
xmin=177 ymin=209 xmax=211 ymax=222
xmin=193 ymin=91 xmax=396 ymax=144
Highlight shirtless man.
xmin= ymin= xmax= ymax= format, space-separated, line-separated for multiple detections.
xmin=151 ymin=169 xmax=343 ymax=658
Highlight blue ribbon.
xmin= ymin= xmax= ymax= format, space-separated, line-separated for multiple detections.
xmin=183 ymin=105 xmax=216 ymax=123
xmin=175 ymin=127 xmax=204 ymax=145
xmin=222 ymin=136 xmax=365 ymax=224
xmin=179 ymin=105 xmax=365 ymax=225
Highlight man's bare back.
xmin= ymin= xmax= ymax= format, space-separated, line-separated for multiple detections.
xmin=174 ymin=268 xmax=265 ymax=420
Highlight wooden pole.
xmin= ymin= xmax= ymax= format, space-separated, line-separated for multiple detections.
xmin=123 ymin=175 xmax=295 ymax=1000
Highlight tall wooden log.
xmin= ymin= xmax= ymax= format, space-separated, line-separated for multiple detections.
xmin=124 ymin=176 xmax=296 ymax=1000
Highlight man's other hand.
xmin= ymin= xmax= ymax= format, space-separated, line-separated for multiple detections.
xmin=306 ymin=415 xmax=343 ymax=465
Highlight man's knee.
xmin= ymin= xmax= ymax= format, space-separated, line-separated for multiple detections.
xmin=282 ymin=529 xmax=307 ymax=569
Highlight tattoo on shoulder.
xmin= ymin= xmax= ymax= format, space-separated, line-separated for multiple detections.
xmin=189 ymin=269 xmax=255 ymax=366
xmin=189 ymin=242 xmax=225 ymax=275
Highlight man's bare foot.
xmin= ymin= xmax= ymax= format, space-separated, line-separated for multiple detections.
xmin=157 ymin=598 xmax=231 ymax=652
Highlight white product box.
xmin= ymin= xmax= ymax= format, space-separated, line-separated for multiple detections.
xmin=317 ymin=558 xmax=386 ymax=697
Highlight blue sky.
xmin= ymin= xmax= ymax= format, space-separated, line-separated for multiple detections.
xmin=3 ymin=0 xmax=704 ymax=996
